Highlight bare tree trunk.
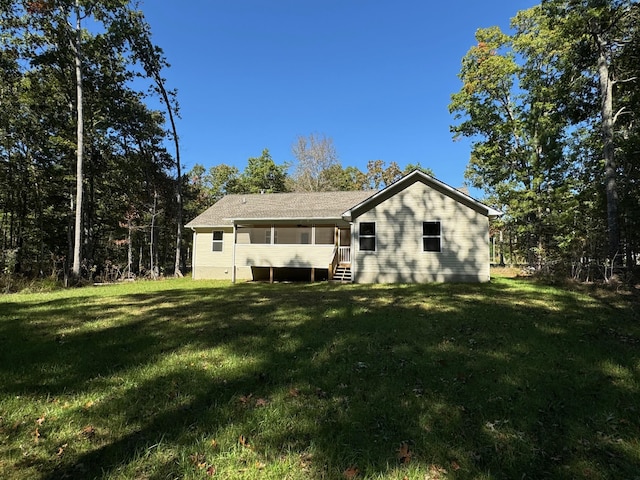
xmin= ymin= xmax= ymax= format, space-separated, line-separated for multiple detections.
xmin=152 ymin=76 xmax=183 ymax=277
xmin=149 ymin=190 xmax=158 ymax=279
xmin=126 ymin=217 xmax=132 ymax=278
xmin=71 ymin=0 xmax=83 ymax=276
xmin=126 ymin=18 xmax=184 ymax=276
xmin=596 ymin=34 xmax=620 ymax=264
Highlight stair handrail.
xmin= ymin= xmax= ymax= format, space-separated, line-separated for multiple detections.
xmin=329 ymin=244 xmax=339 ymax=280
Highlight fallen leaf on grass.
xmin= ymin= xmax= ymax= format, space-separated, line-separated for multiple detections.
xmin=255 ymin=461 xmax=266 ymax=469
xmin=83 ymin=400 xmax=95 ymax=410
xmin=299 ymin=452 xmax=313 ymax=469
xmin=288 ymin=388 xmax=300 ymax=397
xmin=255 ymin=398 xmax=269 ymax=407
xmin=36 ymin=415 xmax=46 ymax=426
xmin=397 ymin=442 xmax=412 ymax=464
xmin=34 ymin=428 xmax=40 ymax=443
xmin=427 ymin=464 xmax=447 ymax=479
xmin=80 ymin=425 xmax=95 ymax=439
xmin=239 ymin=394 xmax=253 ymax=405
xmin=343 ymin=466 xmax=359 ymax=479
xmin=450 ymin=460 xmax=461 ymax=470
xmin=206 ymin=465 xmax=216 ymax=476
xmin=209 ymin=439 xmax=219 ymax=449
xmin=238 ymin=435 xmax=250 ymax=447
xmin=56 ymin=443 xmax=68 ymax=457
xmin=189 ymin=453 xmax=206 ymax=469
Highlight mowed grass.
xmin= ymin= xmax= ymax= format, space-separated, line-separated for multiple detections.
xmin=0 ymin=276 xmax=639 ymax=479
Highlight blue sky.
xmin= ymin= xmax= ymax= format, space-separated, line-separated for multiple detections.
xmin=141 ymin=0 xmax=536 ymax=193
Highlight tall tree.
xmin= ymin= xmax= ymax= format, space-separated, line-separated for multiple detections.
xmin=125 ymin=9 xmax=184 ymax=276
xmin=450 ymin=14 xmax=573 ymax=268
xmin=14 ymin=0 xmax=92 ymax=276
xmin=71 ymin=0 xmax=83 ymax=276
xmin=542 ymin=0 xmax=640 ymax=263
xmin=291 ymin=133 xmax=340 ymax=191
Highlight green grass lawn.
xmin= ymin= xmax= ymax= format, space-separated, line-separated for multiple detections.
xmin=0 ymin=276 xmax=639 ymax=479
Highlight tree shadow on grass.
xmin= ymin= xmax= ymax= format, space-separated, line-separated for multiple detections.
xmin=1 ymin=279 xmax=639 ymax=479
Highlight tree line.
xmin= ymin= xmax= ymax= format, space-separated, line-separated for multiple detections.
xmin=5 ymin=0 xmax=635 ymax=285
xmin=449 ymin=0 xmax=640 ymax=280
xmin=185 ymin=133 xmax=431 ymax=217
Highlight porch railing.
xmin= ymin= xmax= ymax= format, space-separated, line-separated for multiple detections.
xmin=338 ymin=246 xmax=351 ymax=265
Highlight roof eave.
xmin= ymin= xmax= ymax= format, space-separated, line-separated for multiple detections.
xmin=232 ymin=216 xmax=345 ymax=223
xmin=487 ymin=208 xmax=503 ymax=219
xmin=186 ymin=223 xmax=232 ymax=229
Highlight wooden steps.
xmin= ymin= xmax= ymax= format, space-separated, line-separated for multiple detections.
xmin=331 ymin=265 xmax=352 ymax=283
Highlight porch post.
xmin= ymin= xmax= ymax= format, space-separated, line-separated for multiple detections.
xmin=269 ymin=266 xmax=274 ymax=283
xmin=232 ymin=224 xmax=237 ymax=283
xmin=191 ymin=229 xmax=197 ymax=279
xmin=311 ymin=267 xmax=315 ymax=282
xmin=350 ymin=222 xmax=355 ymax=282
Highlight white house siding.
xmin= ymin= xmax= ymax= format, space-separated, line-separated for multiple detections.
xmin=235 ymin=244 xmax=335 ymax=269
xmin=352 ymin=181 xmax=490 ymax=283
xmin=191 ymin=227 xmax=239 ymax=280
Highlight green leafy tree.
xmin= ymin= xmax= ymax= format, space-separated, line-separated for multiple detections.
xmin=238 ymin=149 xmax=288 ymax=194
xmin=541 ymin=0 xmax=640 ymax=265
xmin=365 ymin=160 xmax=403 ymax=189
xmin=316 ymin=164 xmax=369 ymax=191
xmin=450 ymin=15 xmax=573 ymax=268
xmin=403 ymin=162 xmax=435 ymax=177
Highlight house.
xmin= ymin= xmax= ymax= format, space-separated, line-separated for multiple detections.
xmin=185 ymin=170 xmax=502 ymax=283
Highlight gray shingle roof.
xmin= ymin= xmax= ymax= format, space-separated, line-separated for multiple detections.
xmin=185 ymin=190 xmax=376 ymax=227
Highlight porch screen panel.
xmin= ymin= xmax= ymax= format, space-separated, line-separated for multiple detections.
xmin=315 ymin=226 xmax=334 ymax=244
xmin=236 ymin=226 xmax=271 ymax=244
xmin=275 ymin=226 xmax=312 ymax=244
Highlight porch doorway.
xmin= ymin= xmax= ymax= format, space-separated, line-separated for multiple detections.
xmin=338 ymin=228 xmax=351 ymax=265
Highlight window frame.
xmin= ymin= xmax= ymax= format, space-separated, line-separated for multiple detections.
xmin=212 ymin=230 xmax=224 ymax=252
xmin=359 ymin=222 xmax=376 ymax=252
xmin=422 ymin=221 xmax=441 ymax=252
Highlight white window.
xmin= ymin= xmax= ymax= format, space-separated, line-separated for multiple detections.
xmin=359 ymin=222 xmax=376 ymax=251
xmin=212 ymin=230 xmax=223 ymax=252
xmin=422 ymin=222 xmax=441 ymax=252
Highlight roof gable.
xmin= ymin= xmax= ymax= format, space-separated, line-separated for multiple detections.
xmin=343 ymin=170 xmax=502 ymax=220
